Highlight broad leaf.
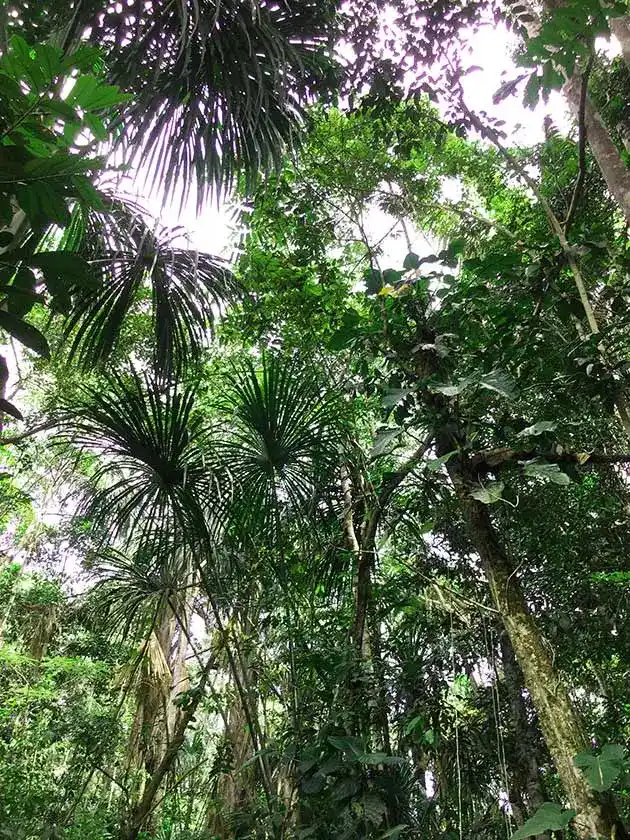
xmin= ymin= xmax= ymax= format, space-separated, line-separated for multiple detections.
xmin=370 ymin=426 xmax=403 ymax=458
xmin=426 ymin=451 xmax=456 ymax=472
xmin=522 ymin=460 xmax=571 ymax=485
xmin=574 ymin=744 xmax=627 ymax=792
xmin=470 ymin=481 xmax=504 ymax=504
xmin=478 ymin=370 xmax=516 ymax=399
xmin=512 ymin=803 xmax=576 ymax=839
xmin=0 ymin=310 xmax=50 ymax=358
xmin=517 ymin=421 xmax=557 ymax=437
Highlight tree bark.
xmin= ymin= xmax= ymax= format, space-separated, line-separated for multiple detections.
xmin=465 ymin=497 xmax=626 ymax=839
xmin=517 ymin=0 xmax=630 ymax=225
xmin=500 ymin=631 xmax=548 ymax=837
xmin=561 ymin=75 xmax=630 ymax=224
xmin=121 ymin=659 xmax=213 ymax=840
xmin=608 ymin=15 xmax=630 ymax=71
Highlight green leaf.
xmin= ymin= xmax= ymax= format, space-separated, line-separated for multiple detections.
xmin=522 ymin=460 xmax=571 ymax=485
xmin=517 ymin=421 xmax=557 ymax=438
xmin=512 ymin=803 xmax=576 ymax=839
xmin=403 ymin=252 xmax=420 ymax=270
xmin=364 ymin=268 xmax=383 ymax=295
xmin=470 ymin=481 xmax=504 ymax=504
xmin=383 ymin=268 xmax=403 ymax=286
xmin=6 ymin=266 xmax=38 ymax=318
xmin=404 ymin=715 xmax=425 ymax=736
xmin=523 ymin=72 xmax=541 ymax=108
xmin=431 ymin=375 xmax=475 ymax=397
xmin=331 ymin=777 xmax=360 ymax=800
xmin=382 ymin=388 xmax=412 ymax=408
xmin=356 ymin=752 xmax=404 ymax=765
xmin=30 ymin=251 xmax=91 ymax=286
xmin=574 ymin=745 xmax=627 ymax=792
xmin=478 ymin=370 xmax=516 ymax=399
xmin=426 ymin=451 xmax=456 ymax=472
xmin=370 ymin=426 xmax=403 ymax=458
xmin=0 ymin=310 xmax=50 ymax=358
xmin=378 ymin=825 xmax=408 ymax=839
xmin=65 ymin=76 xmax=130 ymax=112
xmin=40 ymin=98 xmax=77 ymax=122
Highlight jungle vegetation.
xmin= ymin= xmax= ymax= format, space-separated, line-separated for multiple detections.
xmin=1 ymin=2 xmax=630 ymax=839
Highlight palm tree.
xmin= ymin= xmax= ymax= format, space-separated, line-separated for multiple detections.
xmin=215 ymin=352 xmax=345 ymax=536
xmin=0 ymin=1 xmax=340 ymax=391
xmin=14 ymin=0 xmax=340 ymax=207
xmin=61 ymin=194 xmax=240 ymax=376
xmin=55 ymin=354 xmax=344 ymax=836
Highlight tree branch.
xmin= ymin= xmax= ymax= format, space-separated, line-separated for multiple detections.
xmin=565 ymin=53 xmax=595 ymax=234
xmin=470 ymin=446 xmax=630 ymax=474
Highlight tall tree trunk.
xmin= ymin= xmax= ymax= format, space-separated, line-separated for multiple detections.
xmin=121 ymin=657 xmax=214 ymax=840
xmin=561 ymin=75 xmax=630 ymax=224
xmin=608 ymin=15 xmax=630 ymax=70
xmin=516 ymin=0 xmax=630 ymax=224
xmin=206 ymin=679 xmax=255 ymax=838
xmin=500 ymin=631 xmax=548 ymax=837
xmin=464 ymin=495 xmax=626 ymax=839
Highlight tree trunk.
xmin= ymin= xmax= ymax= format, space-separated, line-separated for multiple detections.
xmin=608 ymin=15 xmax=630 ymax=70
xmin=206 ymin=681 xmax=255 ymax=838
xmin=466 ymin=498 xmax=625 ymax=839
xmin=518 ymin=0 xmax=630 ymax=225
xmin=561 ymin=75 xmax=630 ymax=224
xmin=500 ymin=631 xmax=548 ymax=838
xmin=121 ymin=659 xmax=213 ymax=840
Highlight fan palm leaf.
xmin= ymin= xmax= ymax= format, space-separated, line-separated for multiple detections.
xmin=60 ymin=194 xmax=239 ymax=375
xmin=216 ymin=353 xmax=343 ymax=534
xmin=56 ymin=370 xmax=225 ymax=552
xmin=83 ymin=545 xmax=193 ymax=641
xmin=17 ymin=0 xmax=339 ymax=205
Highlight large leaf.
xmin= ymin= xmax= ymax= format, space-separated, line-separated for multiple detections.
xmin=512 ymin=803 xmax=576 ymax=840
xmin=470 ymin=481 xmax=504 ymax=504
xmin=217 ymin=354 xmax=343 ymax=534
xmin=56 ymin=371 xmax=223 ymax=551
xmin=522 ymin=460 xmax=571 ymax=485
xmin=63 ymin=199 xmax=239 ymax=374
xmin=574 ymin=744 xmax=627 ymax=792
xmin=517 ymin=420 xmax=557 ymax=438
xmin=47 ymin=0 xmax=338 ymax=205
xmin=0 ymin=310 xmax=50 ymax=358
xmin=370 ymin=426 xmax=403 ymax=458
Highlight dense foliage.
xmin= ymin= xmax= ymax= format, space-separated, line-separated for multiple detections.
xmin=2 ymin=2 xmax=630 ymax=839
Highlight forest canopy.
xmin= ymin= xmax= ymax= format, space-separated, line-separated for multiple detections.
xmin=2 ymin=2 xmax=630 ymax=839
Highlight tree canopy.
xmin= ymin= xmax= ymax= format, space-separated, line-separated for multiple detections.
xmin=2 ymin=2 xmax=630 ymax=840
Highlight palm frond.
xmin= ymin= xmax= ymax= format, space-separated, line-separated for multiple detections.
xmin=56 ymin=370 xmax=226 ymax=551
xmin=84 ymin=546 xmax=193 ymax=641
xmin=216 ymin=353 xmax=343 ymax=534
xmin=62 ymin=194 xmax=239 ymax=375
xmin=19 ymin=1 xmax=339 ymax=205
